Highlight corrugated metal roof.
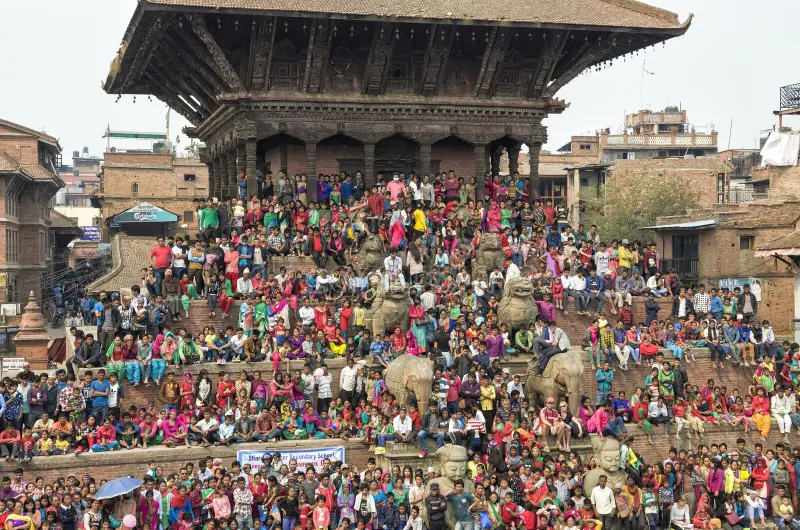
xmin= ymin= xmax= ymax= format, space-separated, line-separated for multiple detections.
xmin=640 ymin=219 xmax=716 ymax=230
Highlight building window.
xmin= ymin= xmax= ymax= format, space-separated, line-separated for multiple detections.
xmin=5 ymin=228 xmax=18 ymax=264
xmin=183 ymin=211 xmax=194 ymax=223
xmin=4 ymin=194 xmax=17 ymax=217
xmin=131 ymin=183 xmax=139 ymax=193
xmin=740 ymin=236 xmax=755 ymax=251
xmin=184 ymin=174 xmax=196 ymax=181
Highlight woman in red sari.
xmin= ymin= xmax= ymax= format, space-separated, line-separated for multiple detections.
xmin=486 ymin=203 xmax=501 ymax=233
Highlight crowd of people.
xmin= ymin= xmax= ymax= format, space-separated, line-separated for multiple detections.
xmin=21 ymin=168 xmax=797 ymax=530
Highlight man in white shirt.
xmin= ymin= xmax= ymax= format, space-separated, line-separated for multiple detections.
xmin=567 ymin=270 xmax=590 ymax=314
xmin=172 ymin=238 xmax=188 ymax=280
xmin=339 ymin=357 xmax=358 ymax=404
xmin=236 ymin=269 xmax=254 ymax=296
xmin=383 ymin=248 xmax=406 ymax=290
xmin=298 ymin=299 xmax=315 ymax=327
xmin=589 ymin=475 xmax=616 ymax=529
xmin=392 ymin=407 xmax=415 ymax=443
xmin=593 ymin=244 xmax=611 ymax=277
xmin=507 ymin=375 xmax=525 ymax=399
xmin=420 ymin=287 xmax=436 ymax=312
xmin=771 ymin=387 xmax=792 ymax=443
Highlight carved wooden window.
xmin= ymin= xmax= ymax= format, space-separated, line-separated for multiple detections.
xmin=272 ymin=39 xmax=300 ymax=90
xmin=386 ymin=60 xmax=413 ymax=93
xmin=444 ymin=62 xmax=467 ymax=95
xmin=329 ymin=45 xmax=353 ymax=92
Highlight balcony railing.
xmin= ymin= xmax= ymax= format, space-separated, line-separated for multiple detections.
xmin=660 ymin=258 xmax=698 ymax=278
xmin=601 ymin=131 xmax=717 ymax=148
xmin=625 ymin=111 xmax=686 ymax=127
xmin=727 ymin=188 xmax=770 ymax=204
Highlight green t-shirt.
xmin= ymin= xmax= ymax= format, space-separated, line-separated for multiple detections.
xmin=446 ymin=492 xmax=475 ymax=522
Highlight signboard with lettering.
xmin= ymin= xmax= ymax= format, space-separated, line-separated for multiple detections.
xmin=0 ymin=357 xmax=27 ymax=376
xmin=80 ymin=226 xmax=101 ymax=241
xmin=718 ymin=278 xmax=762 ymax=302
xmin=113 ymin=202 xmax=178 ymax=224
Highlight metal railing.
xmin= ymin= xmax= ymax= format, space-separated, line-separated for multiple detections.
xmin=660 ymin=258 xmax=698 ymax=278
xmin=727 ymin=189 xmax=769 ymax=204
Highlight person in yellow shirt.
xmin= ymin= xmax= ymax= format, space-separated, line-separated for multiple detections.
xmin=479 ymin=376 xmax=496 ymax=425
xmin=618 ymin=239 xmax=633 ymax=274
xmin=412 ymin=205 xmax=426 ymax=240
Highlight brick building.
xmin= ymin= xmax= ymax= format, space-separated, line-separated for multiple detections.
xmin=646 ymin=198 xmax=800 ymax=334
xmin=0 ymin=119 xmax=65 ymax=303
xmin=99 ymin=151 xmax=208 ymax=238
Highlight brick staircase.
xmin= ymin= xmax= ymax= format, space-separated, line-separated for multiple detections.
xmin=88 ymin=235 xmax=158 ymax=294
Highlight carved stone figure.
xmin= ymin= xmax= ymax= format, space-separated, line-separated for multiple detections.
xmin=497 ymin=277 xmax=538 ymax=333
xmin=384 ymin=354 xmax=434 ymax=408
xmin=582 ymin=435 xmax=629 ymax=494
xmin=420 ymin=445 xmax=475 ymax=529
xmin=524 ymin=350 xmax=584 ymax=414
xmin=365 ymin=277 xmax=410 ymax=336
xmin=356 ymin=234 xmax=386 ymax=272
xmin=472 ymin=232 xmax=505 ymax=279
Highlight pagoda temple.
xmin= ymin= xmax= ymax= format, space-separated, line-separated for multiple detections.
xmin=103 ymin=0 xmax=691 ymax=200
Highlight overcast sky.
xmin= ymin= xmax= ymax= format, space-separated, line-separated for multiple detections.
xmin=0 ymin=0 xmax=797 ymax=158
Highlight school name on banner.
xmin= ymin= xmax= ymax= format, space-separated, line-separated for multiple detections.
xmin=238 ymin=446 xmax=345 ymax=473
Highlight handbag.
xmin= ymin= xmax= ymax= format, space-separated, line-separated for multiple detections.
xmin=724 ymin=512 xmax=740 ymax=525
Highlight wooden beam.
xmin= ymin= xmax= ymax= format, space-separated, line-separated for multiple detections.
xmin=302 ymin=19 xmax=333 ymax=94
xmin=527 ymin=30 xmax=569 ymax=99
xmin=147 ymin=67 xmax=207 ymax=121
xmin=473 ymin=27 xmax=511 ymax=98
xmin=162 ymin=32 xmax=226 ymax=95
xmin=361 ymin=23 xmax=396 ymax=96
xmin=249 ymin=16 xmax=278 ymax=91
xmin=122 ymin=12 xmax=175 ymax=92
xmin=543 ymin=35 xmax=615 ymax=99
xmin=144 ymin=73 xmax=203 ymax=124
xmin=151 ymin=55 xmax=216 ymax=116
xmin=184 ymin=13 xmax=244 ymax=92
xmin=418 ymin=24 xmax=455 ymax=97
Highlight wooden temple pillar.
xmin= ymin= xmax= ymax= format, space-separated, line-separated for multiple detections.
xmin=207 ymin=158 xmax=217 ymax=198
xmin=214 ymin=157 xmax=225 ymax=200
xmin=306 ymin=143 xmax=317 ymax=201
xmin=420 ymin=143 xmax=432 ymax=177
xmin=528 ymin=124 xmax=548 ymax=203
xmin=364 ymin=143 xmax=376 ymax=188
xmin=226 ymin=150 xmax=238 ymax=199
xmin=474 ymin=144 xmax=488 ymax=201
xmin=246 ymin=139 xmax=258 ymax=200
xmin=490 ymin=145 xmax=504 ymax=176
xmin=508 ymin=143 xmax=522 ymax=175
xmin=236 ymin=144 xmax=247 ymax=198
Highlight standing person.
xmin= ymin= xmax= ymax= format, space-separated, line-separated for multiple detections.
xmin=199 ymin=199 xmax=220 ymax=242
xmin=233 ymin=477 xmax=254 ymax=530
xmin=595 ymin=362 xmax=613 ymax=406
xmin=738 ymin=284 xmax=758 ymax=323
xmin=589 ymin=475 xmax=616 ymax=530
xmin=89 ymin=369 xmax=110 ymax=424
xmin=150 ymin=236 xmax=173 ymax=296
xmin=425 ymin=483 xmax=448 ymax=530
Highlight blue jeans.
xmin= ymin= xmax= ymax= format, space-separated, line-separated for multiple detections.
xmin=91 ymin=405 xmax=108 ymax=424
xmin=601 ymin=417 xmax=627 ymax=437
xmin=91 ymin=441 xmax=119 ymax=452
xmin=282 ymin=517 xmax=297 ymax=530
xmin=418 ymin=430 xmax=444 ymax=452
xmin=154 ymin=268 xmax=167 ymax=297
xmin=377 ymin=433 xmax=392 ymax=447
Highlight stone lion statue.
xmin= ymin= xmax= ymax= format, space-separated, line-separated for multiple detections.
xmin=356 ymin=234 xmax=386 ymax=272
xmin=582 ymin=435 xmax=629 ymax=494
xmin=421 ymin=445 xmax=475 ymax=529
xmin=472 ymin=232 xmax=506 ymax=279
xmin=497 ymin=277 xmax=538 ymax=333
xmin=365 ymin=276 xmax=410 ymax=336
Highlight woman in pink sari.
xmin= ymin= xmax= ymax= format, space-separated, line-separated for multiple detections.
xmin=389 ymin=219 xmax=406 ymax=249
xmin=486 ymin=203 xmax=501 ymax=233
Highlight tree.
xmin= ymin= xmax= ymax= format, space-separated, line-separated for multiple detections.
xmin=583 ymin=177 xmax=700 ymax=243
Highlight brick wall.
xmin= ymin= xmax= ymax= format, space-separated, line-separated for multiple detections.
xmin=316 ymin=145 xmax=363 ymax=175
xmin=432 ymin=143 xmax=474 ymax=177
xmin=609 ymin=158 xmax=729 ymax=209
xmin=0 ymin=139 xmax=38 ymax=165
xmin=287 ymin=146 xmax=306 ymax=177
xmin=0 ymin=438 xmax=372 ymax=483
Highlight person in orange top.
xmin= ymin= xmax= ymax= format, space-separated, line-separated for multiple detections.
xmin=751 ymin=386 xmax=772 ymax=439
xmin=216 ymin=372 xmax=236 ymax=411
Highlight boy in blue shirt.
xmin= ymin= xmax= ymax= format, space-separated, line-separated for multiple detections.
xmin=709 ymin=288 xmax=724 ymax=322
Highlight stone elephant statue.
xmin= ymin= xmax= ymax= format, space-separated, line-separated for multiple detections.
xmin=524 ymin=349 xmax=584 ymax=414
xmin=384 ymin=354 xmax=434 ymax=407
